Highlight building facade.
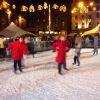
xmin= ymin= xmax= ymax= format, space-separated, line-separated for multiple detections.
xmin=72 ymin=0 xmax=100 ymax=31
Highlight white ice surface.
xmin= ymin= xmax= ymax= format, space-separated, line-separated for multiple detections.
xmin=0 ymin=49 xmax=100 ymax=100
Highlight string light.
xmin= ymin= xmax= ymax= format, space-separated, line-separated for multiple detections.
xmin=21 ymin=5 xmax=28 ymax=12
xmin=29 ymin=4 xmax=35 ymax=13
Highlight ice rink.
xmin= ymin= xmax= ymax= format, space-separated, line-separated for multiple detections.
xmin=0 ymin=49 xmax=100 ymax=100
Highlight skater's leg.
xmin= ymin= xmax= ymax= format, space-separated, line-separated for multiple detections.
xmin=96 ymin=45 xmax=98 ymax=55
xmin=18 ymin=60 xmax=23 ymax=72
xmin=93 ymin=45 xmax=96 ymax=55
xmin=63 ymin=62 xmax=68 ymax=70
xmin=14 ymin=60 xmax=17 ymax=73
xmin=58 ymin=63 xmax=62 ymax=75
xmin=76 ymin=56 xmax=80 ymax=66
xmin=73 ymin=56 xmax=77 ymax=64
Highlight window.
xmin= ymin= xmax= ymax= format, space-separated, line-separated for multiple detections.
xmin=82 ymin=15 xmax=85 ymax=20
xmin=88 ymin=15 xmax=91 ymax=19
xmin=89 ymin=22 xmax=91 ymax=28
xmin=75 ymin=16 xmax=78 ymax=20
xmin=96 ymin=13 xmax=99 ymax=18
xmin=96 ymin=5 xmax=99 ymax=11
xmin=75 ymin=23 xmax=78 ymax=29
xmin=88 ymin=7 xmax=92 ymax=11
xmin=82 ymin=23 xmax=84 ymax=28
xmin=97 ymin=22 xmax=99 ymax=25
xmin=43 ymin=27 xmax=45 ymax=31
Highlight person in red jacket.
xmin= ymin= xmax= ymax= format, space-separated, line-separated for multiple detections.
xmin=52 ymin=35 xmax=70 ymax=75
xmin=7 ymin=37 xmax=28 ymax=74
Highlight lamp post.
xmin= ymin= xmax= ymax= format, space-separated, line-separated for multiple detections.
xmin=6 ymin=9 xmax=11 ymax=23
xmin=19 ymin=16 xmax=22 ymax=27
xmin=48 ymin=4 xmax=51 ymax=35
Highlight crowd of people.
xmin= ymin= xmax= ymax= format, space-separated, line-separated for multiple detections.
xmin=0 ymin=33 xmax=100 ymax=75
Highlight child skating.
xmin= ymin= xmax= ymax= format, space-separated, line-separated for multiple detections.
xmin=72 ymin=43 xmax=82 ymax=66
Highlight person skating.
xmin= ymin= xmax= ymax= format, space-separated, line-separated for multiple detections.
xmin=52 ymin=35 xmax=70 ymax=75
xmin=7 ymin=37 xmax=28 ymax=74
xmin=72 ymin=43 xmax=82 ymax=66
xmin=93 ymin=35 xmax=99 ymax=55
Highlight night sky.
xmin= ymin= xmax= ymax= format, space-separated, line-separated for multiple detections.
xmin=10 ymin=0 xmax=73 ymax=6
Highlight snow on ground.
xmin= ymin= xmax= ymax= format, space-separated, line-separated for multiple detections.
xmin=0 ymin=49 xmax=100 ymax=100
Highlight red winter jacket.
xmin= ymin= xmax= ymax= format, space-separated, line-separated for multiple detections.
xmin=52 ymin=40 xmax=70 ymax=63
xmin=7 ymin=40 xmax=28 ymax=60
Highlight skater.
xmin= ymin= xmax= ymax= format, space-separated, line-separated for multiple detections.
xmin=52 ymin=35 xmax=70 ymax=75
xmin=72 ymin=43 xmax=82 ymax=66
xmin=93 ymin=35 xmax=99 ymax=55
xmin=7 ymin=36 xmax=28 ymax=74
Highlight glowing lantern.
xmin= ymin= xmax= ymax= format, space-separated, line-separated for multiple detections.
xmin=29 ymin=4 xmax=35 ymax=12
xmin=21 ymin=5 xmax=28 ymax=12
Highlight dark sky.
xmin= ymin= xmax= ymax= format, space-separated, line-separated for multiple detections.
xmin=10 ymin=0 xmax=73 ymax=5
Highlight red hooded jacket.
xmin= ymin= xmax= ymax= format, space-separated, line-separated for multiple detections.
xmin=7 ymin=40 xmax=28 ymax=60
xmin=52 ymin=40 xmax=70 ymax=63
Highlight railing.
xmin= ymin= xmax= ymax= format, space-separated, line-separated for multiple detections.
xmin=34 ymin=41 xmax=52 ymax=52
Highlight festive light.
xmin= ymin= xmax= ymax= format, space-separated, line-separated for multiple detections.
xmin=52 ymin=3 xmax=59 ymax=9
xmin=71 ymin=7 xmax=78 ymax=13
xmin=59 ymin=5 xmax=67 ymax=12
xmin=29 ymin=4 xmax=35 ymax=12
xmin=89 ymin=2 xmax=94 ymax=7
xmin=93 ymin=7 xmax=96 ymax=11
xmin=1 ymin=0 xmax=10 ymax=9
xmin=12 ymin=4 xmax=16 ymax=9
xmin=21 ymin=5 xmax=28 ymax=12
xmin=37 ymin=5 xmax=43 ymax=10
xmin=44 ymin=2 xmax=48 ymax=9
xmin=78 ymin=2 xmax=84 ymax=8
xmin=6 ymin=9 xmax=11 ymax=22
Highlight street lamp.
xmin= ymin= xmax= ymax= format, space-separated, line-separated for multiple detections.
xmin=19 ymin=16 xmax=22 ymax=27
xmin=89 ymin=2 xmax=94 ymax=7
xmin=6 ymin=9 xmax=11 ymax=23
xmin=78 ymin=2 xmax=84 ymax=8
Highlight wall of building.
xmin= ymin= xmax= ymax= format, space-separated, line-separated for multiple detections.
xmin=72 ymin=1 xmax=100 ymax=31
